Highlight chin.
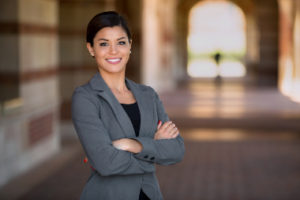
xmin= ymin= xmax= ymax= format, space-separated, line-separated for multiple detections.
xmin=101 ymin=67 xmax=126 ymax=74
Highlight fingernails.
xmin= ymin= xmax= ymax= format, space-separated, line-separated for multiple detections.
xmin=158 ymin=120 xmax=161 ymax=125
xmin=83 ymin=157 xmax=88 ymax=163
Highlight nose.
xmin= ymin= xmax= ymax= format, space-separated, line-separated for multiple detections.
xmin=109 ymin=44 xmax=118 ymax=54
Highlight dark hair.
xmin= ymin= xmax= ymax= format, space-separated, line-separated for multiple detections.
xmin=86 ymin=11 xmax=132 ymax=46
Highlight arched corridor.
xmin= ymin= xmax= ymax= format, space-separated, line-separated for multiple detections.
xmin=1 ymin=0 xmax=300 ymax=199
xmin=187 ymin=1 xmax=247 ymax=79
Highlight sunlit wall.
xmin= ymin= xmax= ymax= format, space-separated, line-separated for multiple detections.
xmin=187 ymin=0 xmax=246 ymax=78
xmin=278 ymin=0 xmax=300 ymax=103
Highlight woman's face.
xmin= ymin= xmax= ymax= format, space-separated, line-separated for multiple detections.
xmin=87 ymin=26 xmax=131 ymax=75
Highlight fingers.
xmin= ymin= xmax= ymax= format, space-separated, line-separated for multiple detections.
xmin=157 ymin=120 xmax=162 ymax=129
xmin=84 ymin=157 xmax=88 ymax=163
xmin=170 ymin=127 xmax=179 ymax=138
xmin=161 ymin=121 xmax=177 ymax=132
xmin=156 ymin=121 xmax=179 ymax=139
xmin=160 ymin=121 xmax=173 ymax=130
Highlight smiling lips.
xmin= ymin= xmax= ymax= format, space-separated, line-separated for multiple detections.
xmin=106 ymin=58 xmax=122 ymax=64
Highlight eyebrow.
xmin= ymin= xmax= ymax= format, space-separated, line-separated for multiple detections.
xmin=98 ymin=38 xmax=109 ymax=41
xmin=97 ymin=37 xmax=126 ymax=41
xmin=117 ymin=37 xmax=126 ymax=41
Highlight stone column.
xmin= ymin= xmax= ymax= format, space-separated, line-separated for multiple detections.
xmin=254 ymin=0 xmax=279 ymax=84
xmin=278 ymin=0 xmax=300 ymax=102
xmin=292 ymin=0 xmax=300 ymax=102
xmin=0 ymin=0 xmax=60 ymax=187
xmin=142 ymin=0 xmax=177 ymax=91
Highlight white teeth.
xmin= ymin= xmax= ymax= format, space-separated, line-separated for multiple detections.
xmin=107 ymin=58 xmax=121 ymax=62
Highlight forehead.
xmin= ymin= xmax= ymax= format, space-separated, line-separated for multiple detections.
xmin=94 ymin=26 xmax=128 ymax=40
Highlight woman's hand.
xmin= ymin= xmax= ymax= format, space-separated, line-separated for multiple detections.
xmin=112 ymin=138 xmax=143 ymax=153
xmin=154 ymin=121 xmax=179 ymax=140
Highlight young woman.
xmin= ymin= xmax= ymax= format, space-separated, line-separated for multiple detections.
xmin=72 ymin=11 xmax=185 ymax=200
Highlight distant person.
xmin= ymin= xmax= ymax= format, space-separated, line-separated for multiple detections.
xmin=213 ymin=52 xmax=222 ymax=84
xmin=214 ymin=52 xmax=222 ymax=65
xmin=71 ymin=11 xmax=185 ymax=200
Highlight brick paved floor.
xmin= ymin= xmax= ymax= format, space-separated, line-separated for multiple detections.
xmin=157 ymin=138 xmax=300 ymax=200
xmin=14 ymin=132 xmax=300 ymax=200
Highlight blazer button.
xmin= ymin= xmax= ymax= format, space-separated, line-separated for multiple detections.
xmin=144 ymin=155 xmax=149 ymax=159
xmin=150 ymin=157 xmax=155 ymax=161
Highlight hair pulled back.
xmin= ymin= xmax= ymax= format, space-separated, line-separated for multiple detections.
xmin=86 ymin=11 xmax=132 ymax=46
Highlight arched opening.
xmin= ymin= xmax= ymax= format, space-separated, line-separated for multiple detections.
xmin=187 ymin=0 xmax=246 ymax=79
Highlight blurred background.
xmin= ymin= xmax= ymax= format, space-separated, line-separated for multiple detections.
xmin=1 ymin=0 xmax=300 ymax=199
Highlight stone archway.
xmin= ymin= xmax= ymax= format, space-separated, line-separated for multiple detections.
xmin=176 ymin=0 xmax=279 ymax=85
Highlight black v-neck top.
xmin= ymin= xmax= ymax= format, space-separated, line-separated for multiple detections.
xmin=121 ymin=102 xmax=150 ymax=200
xmin=121 ymin=102 xmax=141 ymax=137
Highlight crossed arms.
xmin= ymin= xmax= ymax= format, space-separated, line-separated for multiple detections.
xmin=72 ymin=87 xmax=185 ymax=176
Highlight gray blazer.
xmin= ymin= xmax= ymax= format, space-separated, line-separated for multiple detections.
xmin=72 ymin=73 xmax=185 ymax=200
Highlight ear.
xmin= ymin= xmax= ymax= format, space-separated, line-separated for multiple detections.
xmin=129 ymin=39 xmax=132 ymax=52
xmin=86 ymin=43 xmax=95 ymax=57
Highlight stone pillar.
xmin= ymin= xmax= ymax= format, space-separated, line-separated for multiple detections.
xmin=278 ymin=0 xmax=300 ymax=102
xmin=254 ymin=0 xmax=279 ymax=84
xmin=293 ymin=0 xmax=300 ymax=101
xmin=245 ymin=14 xmax=260 ymax=77
xmin=0 ymin=0 xmax=60 ymax=187
xmin=0 ymin=0 xmax=19 ymax=103
xmin=142 ymin=0 xmax=177 ymax=91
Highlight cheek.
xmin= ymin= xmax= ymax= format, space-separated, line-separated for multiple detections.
xmin=122 ymin=48 xmax=131 ymax=57
xmin=94 ymin=47 xmax=107 ymax=56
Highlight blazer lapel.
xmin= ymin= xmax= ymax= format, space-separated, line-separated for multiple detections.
xmin=126 ymin=79 xmax=155 ymax=137
xmin=90 ymin=73 xmax=136 ymax=138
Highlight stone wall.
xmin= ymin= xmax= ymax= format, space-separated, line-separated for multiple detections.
xmin=0 ymin=0 xmax=60 ymax=187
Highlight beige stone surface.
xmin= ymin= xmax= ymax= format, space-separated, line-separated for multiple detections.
xmin=20 ymin=77 xmax=59 ymax=113
xmin=60 ymin=72 xmax=95 ymax=101
xmin=142 ymin=0 xmax=177 ymax=91
xmin=0 ymin=126 xmax=60 ymax=187
xmin=60 ymin=35 xmax=89 ymax=66
xmin=19 ymin=0 xmax=58 ymax=26
xmin=19 ymin=34 xmax=58 ymax=72
xmin=0 ymin=106 xmax=60 ymax=185
xmin=59 ymin=2 xmax=105 ymax=31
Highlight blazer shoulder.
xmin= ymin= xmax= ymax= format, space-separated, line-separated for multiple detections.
xmin=72 ymin=84 xmax=88 ymax=97
xmin=72 ymin=82 xmax=98 ymax=106
xmin=127 ymin=79 xmax=156 ymax=95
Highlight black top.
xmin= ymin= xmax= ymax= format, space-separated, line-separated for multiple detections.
xmin=121 ymin=102 xmax=141 ymax=137
xmin=121 ymin=102 xmax=150 ymax=200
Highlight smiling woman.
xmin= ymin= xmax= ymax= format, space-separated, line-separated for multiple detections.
xmin=71 ymin=11 xmax=185 ymax=200
xmin=86 ymin=26 xmax=131 ymax=75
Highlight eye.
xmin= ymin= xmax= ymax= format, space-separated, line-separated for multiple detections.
xmin=118 ymin=41 xmax=126 ymax=45
xmin=99 ymin=42 xmax=108 ymax=47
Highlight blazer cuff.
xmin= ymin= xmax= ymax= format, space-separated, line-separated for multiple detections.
xmin=133 ymin=137 xmax=157 ymax=163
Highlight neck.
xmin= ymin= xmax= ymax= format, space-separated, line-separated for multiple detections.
xmin=99 ymin=70 xmax=127 ymax=92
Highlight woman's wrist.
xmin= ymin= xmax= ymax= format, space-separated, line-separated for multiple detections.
xmin=112 ymin=138 xmax=143 ymax=153
xmin=127 ymin=139 xmax=143 ymax=153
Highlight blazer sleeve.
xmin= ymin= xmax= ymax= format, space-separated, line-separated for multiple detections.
xmin=72 ymin=87 xmax=155 ymax=176
xmin=133 ymin=89 xmax=185 ymax=165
